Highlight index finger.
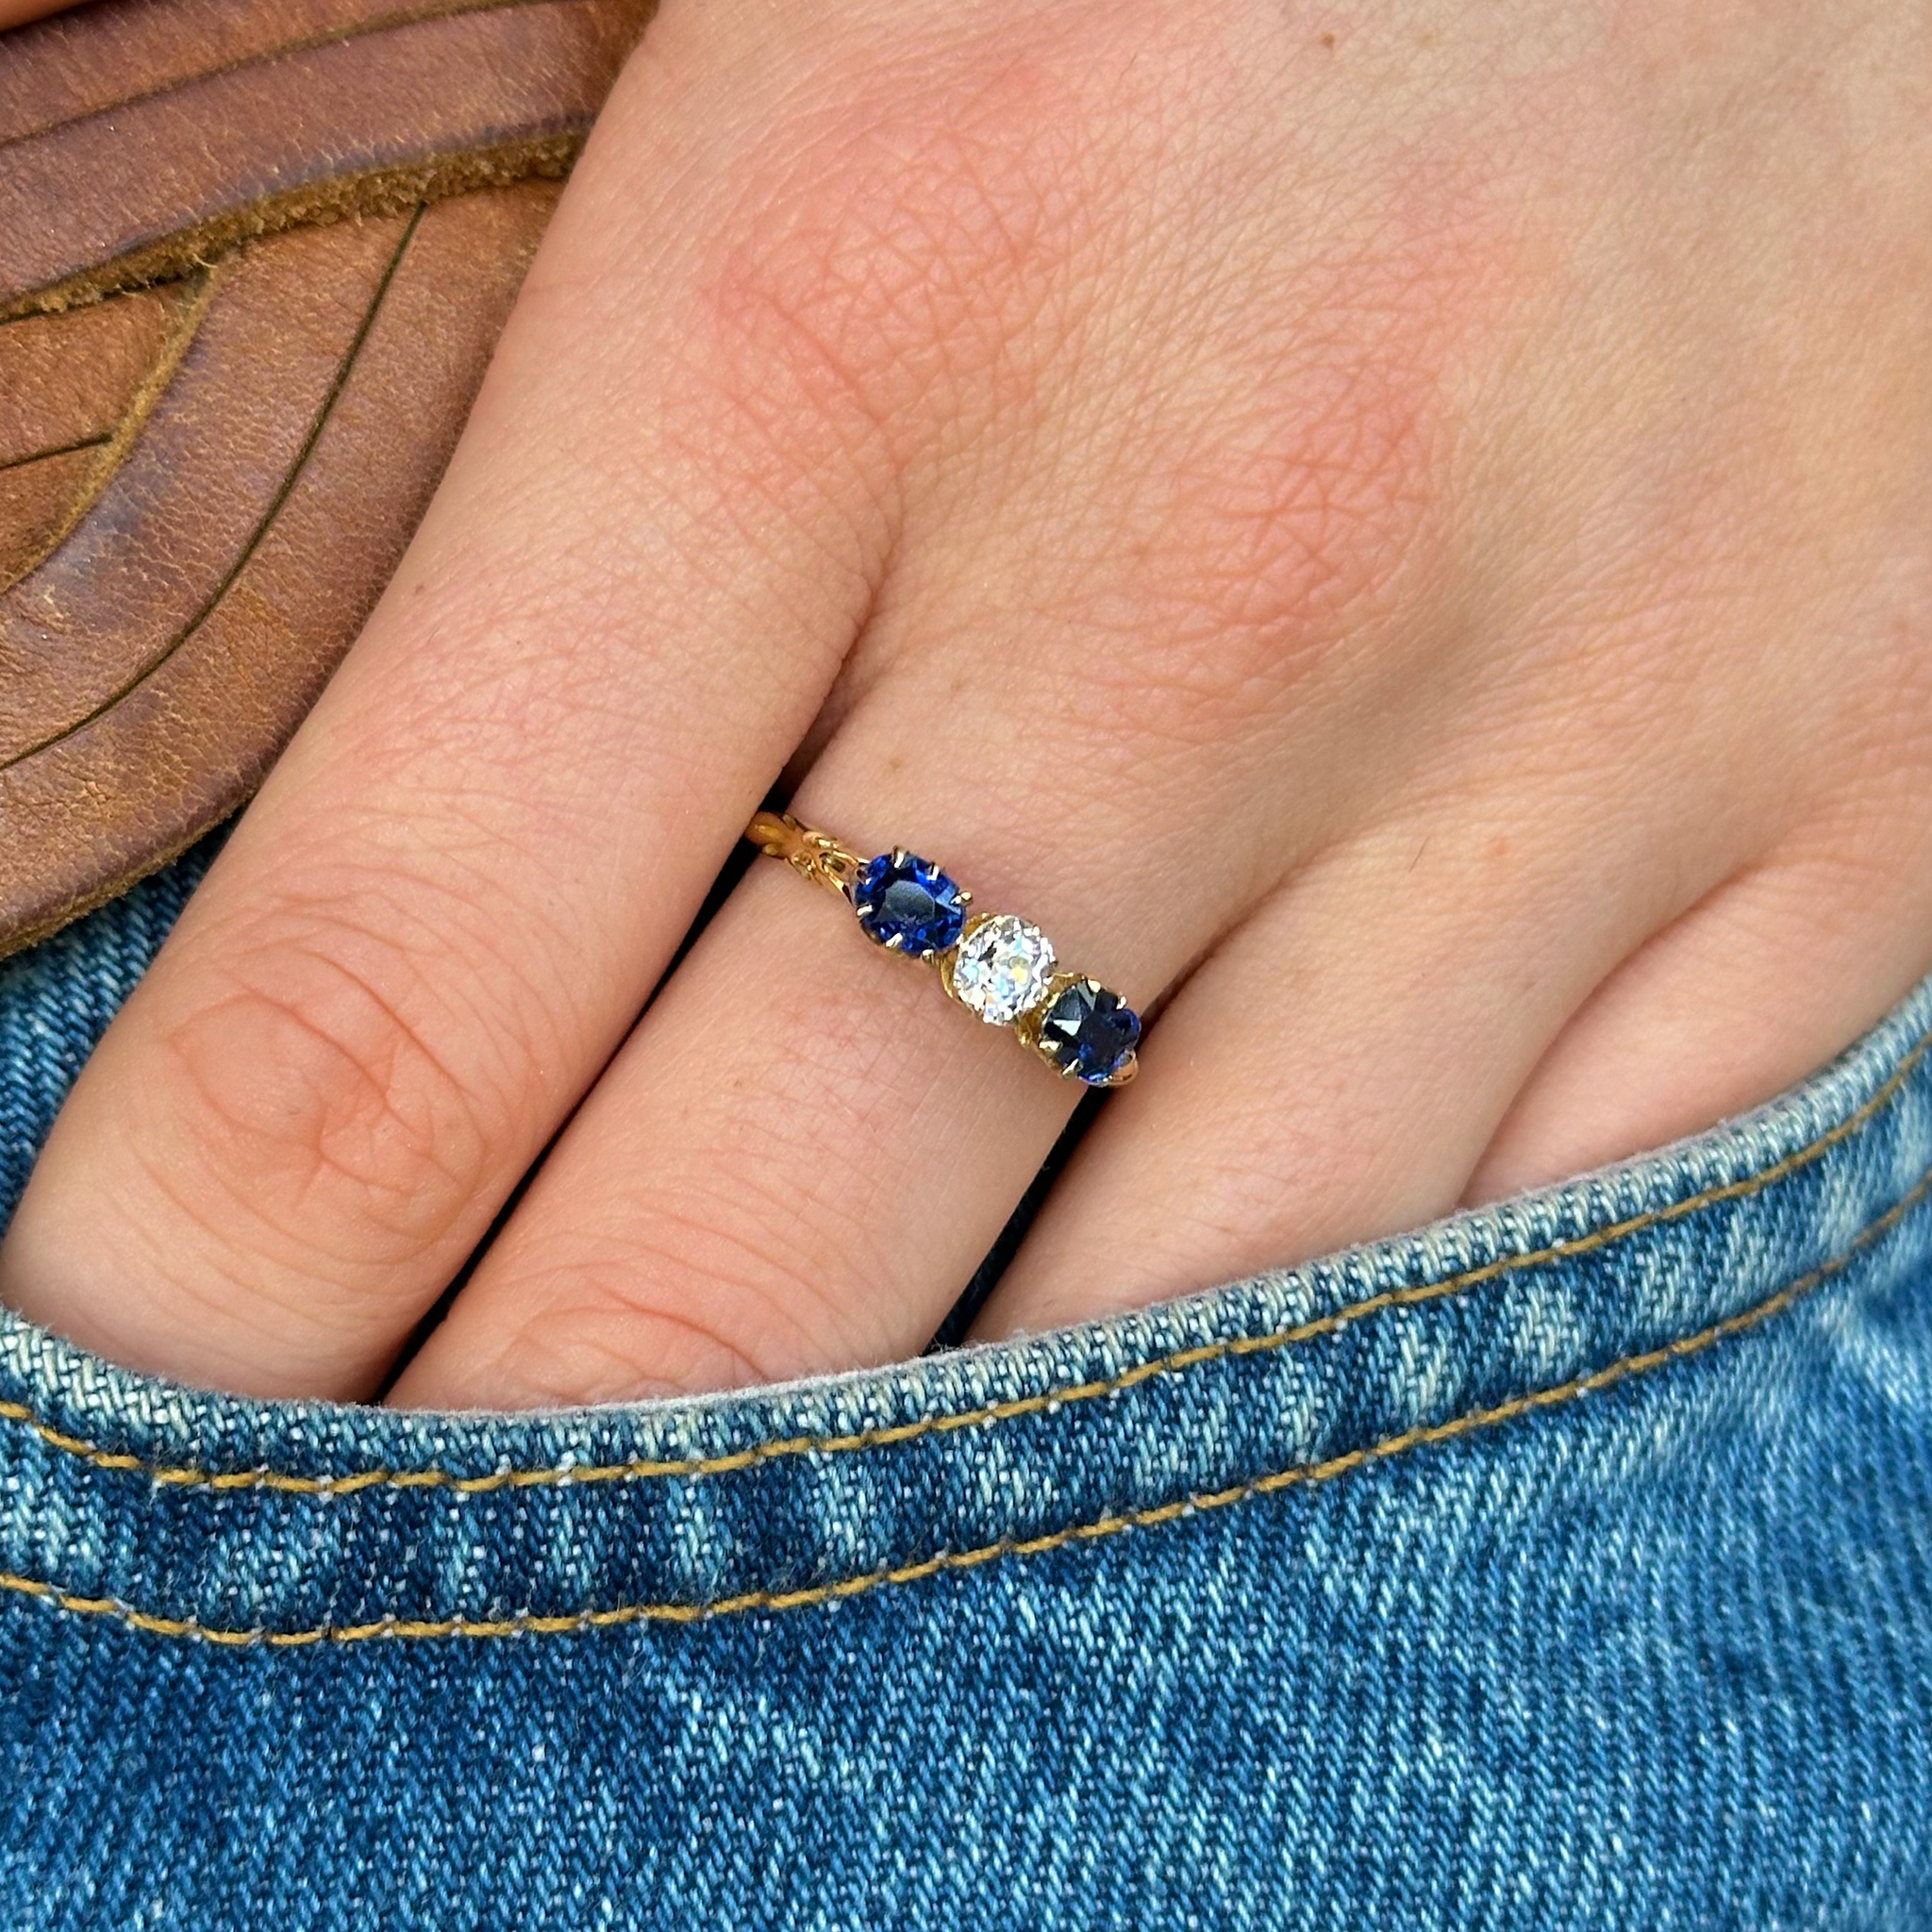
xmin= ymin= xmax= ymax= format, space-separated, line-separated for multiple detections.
xmin=0 ymin=24 xmax=897 ymax=1394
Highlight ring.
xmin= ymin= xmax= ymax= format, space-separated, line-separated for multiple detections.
xmin=745 ymin=810 xmax=1142 ymax=1088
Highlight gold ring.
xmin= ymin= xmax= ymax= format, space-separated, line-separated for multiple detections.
xmin=745 ymin=810 xmax=1141 ymax=1088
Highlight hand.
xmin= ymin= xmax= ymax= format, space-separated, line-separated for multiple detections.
xmin=4 ymin=0 xmax=1929 ymax=1407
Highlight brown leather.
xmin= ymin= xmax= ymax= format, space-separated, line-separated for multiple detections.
xmin=0 ymin=0 xmax=654 ymax=957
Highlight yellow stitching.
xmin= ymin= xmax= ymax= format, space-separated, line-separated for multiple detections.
xmin=8 ymin=1027 xmax=1924 ymax=1491
xmin=5 ymin=1151 xmax=1928 ymax=1645
xmin=4 ymin=1019 xmax=1928 ymax=1498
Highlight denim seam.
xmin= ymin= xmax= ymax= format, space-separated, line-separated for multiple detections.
xmin=3 ymin=1144 xmax=1928 ymax=1646
xmin=5 ymin=1017 xmax=1928 ymax=1497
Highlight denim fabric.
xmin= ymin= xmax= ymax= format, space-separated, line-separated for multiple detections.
xmin=0 ymin=843 xmax=1928 ymax=1930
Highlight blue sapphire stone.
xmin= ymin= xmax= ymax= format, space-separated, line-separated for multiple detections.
xmin=853 ymin=849 xmax=966 ymax=956
xmin=1040 ymin=978 xmax=1141 ymax=1085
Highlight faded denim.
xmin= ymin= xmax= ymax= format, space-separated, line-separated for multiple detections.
xmin=0 ymin=836 xmax=1928 ymax=1929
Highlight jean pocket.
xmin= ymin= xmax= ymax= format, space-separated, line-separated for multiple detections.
xmin=3 ymin=847 xmax=1931 ymax=1929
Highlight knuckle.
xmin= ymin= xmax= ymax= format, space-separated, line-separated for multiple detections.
xmin=1089 ymin=330 xmax=1457 ymax=756
xmin=483 ymin=1213 xmax=835 ymax=1405
xmin=1153 ymin=357 xmax=1441 ymax=639
xmin=475 ymin=994 xmax=935 ymax=1403
xmin=687 ymin=48 xmax=1102 ymax=455
xmin=486 ymin=1272 xmax=780 ymax=1407
xmin=152 ymin=903 xmax=503 ymax=1274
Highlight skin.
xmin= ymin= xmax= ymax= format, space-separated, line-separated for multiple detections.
xmin=1 ymin=0 xmax=1928 ymax=1408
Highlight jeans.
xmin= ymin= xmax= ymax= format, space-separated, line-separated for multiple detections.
xmin=1 ymin=835 xmax=1928 ymax=1930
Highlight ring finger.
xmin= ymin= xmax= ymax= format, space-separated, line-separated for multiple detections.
xmin=386 ymin=550 xmax=1330 ymax=1406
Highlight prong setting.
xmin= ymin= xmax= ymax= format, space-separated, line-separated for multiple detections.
xmin=750 ymin=813 xmax=1143 ymax=1089
xmin=852 ymin=848 xmax=967 ymax=956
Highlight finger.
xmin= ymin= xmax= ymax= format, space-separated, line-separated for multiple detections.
xmin=0 ymin=40 xmax=896 ymax=1397
xmin=385 ymin=572 xmax=1348 ymax=1407
xmin=965 ymin=384 xmax=1930 ymax=1341
xmin=385 ymin=66 xmax=1504 ymax=1410
xmin=967 ymin=793 xmax=1748 ymax=1341
xmin=387 ymin=775 xmax=1234 ymax=1405
xmin=1463 ymin=818 xmax=1932 ymax=1205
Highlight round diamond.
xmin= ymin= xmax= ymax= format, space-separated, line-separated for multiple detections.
xmin=853 ymin=850 xmax=966 ymax=956
xmin=949 ymin=914 xmax=1056 ymax=1024
xmin=1039 ymin=978 xmax=1141 ymax=1084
